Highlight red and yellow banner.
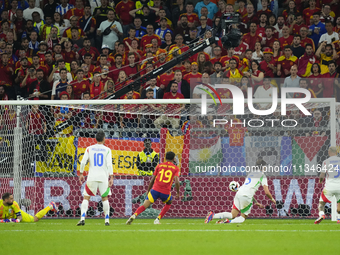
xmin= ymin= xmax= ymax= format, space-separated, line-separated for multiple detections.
xmin=76 ymin=138 xmax=160 ymax=175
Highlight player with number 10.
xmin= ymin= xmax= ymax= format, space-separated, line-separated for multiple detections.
xmin=77 ymin=130 xmax=114 ymax=226
xmin=126 ymin=151 xmax=180 ymax=225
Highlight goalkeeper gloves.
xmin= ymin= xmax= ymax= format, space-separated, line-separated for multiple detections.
xmin=0 ymin=219 xmax=20 ymax=223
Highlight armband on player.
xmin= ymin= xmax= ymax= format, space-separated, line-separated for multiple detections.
xmin=16 ymin=211 xmax=22 ymax=217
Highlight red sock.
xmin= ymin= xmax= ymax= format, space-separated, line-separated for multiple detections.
xmin=134 ymin=206 xmax=146 ymax=216
xmin=158 ymin=204 xmax=171 ymax=219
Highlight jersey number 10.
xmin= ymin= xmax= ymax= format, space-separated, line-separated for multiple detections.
xmin=94 ymin=153 xmax=104 ymax=167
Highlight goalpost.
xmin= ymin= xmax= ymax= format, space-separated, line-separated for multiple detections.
xmin=0 ymin=97 xmax=338 ymax=220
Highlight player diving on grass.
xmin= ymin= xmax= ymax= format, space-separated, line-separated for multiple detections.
xmin=0 ymin=192 xmax=58 ymax=223
xmin=126 ymin=151 xmax=180 ymax=225
xmin=315 ymin=146 xmax=340 ymax=224
xmin=77 ymin=130 xmax=114 ymax=226
xmin=205 ymin=159 xmax=276 ymax=224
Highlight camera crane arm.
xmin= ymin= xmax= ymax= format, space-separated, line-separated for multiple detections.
xmin=53 ymin=37 xmax=216 ymax=134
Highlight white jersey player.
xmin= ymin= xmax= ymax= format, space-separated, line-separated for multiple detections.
xmin=315 ymin=146 xmax=340 ymax=224
xmin=205 ymin=165 xmax=276 ymax=224
xmin=77 ymin=131 xmax=114 ymax=226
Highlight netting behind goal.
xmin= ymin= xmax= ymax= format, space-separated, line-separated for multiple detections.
xmin=0 ymin=98 xmax=337 ymax=219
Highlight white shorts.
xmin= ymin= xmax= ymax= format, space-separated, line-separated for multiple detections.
xmin=232 ymin=192 xmax=253 ymax=216
xmin=319 ymin=188 xmax=340 ymax=203
xmin=83 ymin=181 xmax=112 ymax=197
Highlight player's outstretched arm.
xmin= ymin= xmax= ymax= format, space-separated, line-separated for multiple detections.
xmin=263 ymin=185 xmax=276 ymax=205
xmin=79 ymin=148 xmax=90 ymax=184
xmin=147 ymin=176 xmax=156 ymax=194
xmin=174 ymin=176 xmax=180 ymax=200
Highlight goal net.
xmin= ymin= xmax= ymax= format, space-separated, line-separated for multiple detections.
xmin=0 ymin=94 xmax=338 ymax=219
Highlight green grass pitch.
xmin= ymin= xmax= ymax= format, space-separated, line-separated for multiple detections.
xmin=0 ymin=219 xmax=339 ymax=255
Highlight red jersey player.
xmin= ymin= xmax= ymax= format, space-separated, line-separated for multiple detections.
xmin=126 ymin=151 xmax=180 ymax=225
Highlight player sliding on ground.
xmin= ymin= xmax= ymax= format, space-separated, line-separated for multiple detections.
xmin=77 ymin=130 xmax=114 ymax=226
xmin=126 ymin=151 xmax=180 ymax=225
xmin=0 ymin=192 xmax=58 ymax=223
xmin=205 ymin=163 xmax=276 ymax=224
xmin=315 ymin=146 xmax=340 ymax=224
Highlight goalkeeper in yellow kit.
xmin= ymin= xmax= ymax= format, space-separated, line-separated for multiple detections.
xmin=0 ymin=193 xmax=58 ymax=223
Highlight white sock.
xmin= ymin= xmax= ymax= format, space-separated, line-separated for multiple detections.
xmin=319 ymin=211 xmax=325 ymax=217
xmin=230 ymin=216 xmax=245 ymax=224
xmin=213 ymin=212 xmax=232 ymax=219
xmin=80 ymin=200 xmax=89 ymax=221
xmin=103 ymin=200 xmax=110 ymax=223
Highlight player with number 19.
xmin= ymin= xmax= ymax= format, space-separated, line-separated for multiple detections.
xmin=126 ymin=151 xmax=180 ymax=225
xmin=77 ymin=130 xmax=114 ymax=226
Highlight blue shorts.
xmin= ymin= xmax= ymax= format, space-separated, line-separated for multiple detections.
xmin=146 ymin=189 xmax=172 ymax=204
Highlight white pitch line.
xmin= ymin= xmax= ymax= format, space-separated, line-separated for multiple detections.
xmin=1 ymin=229 xmax=339 ymax=233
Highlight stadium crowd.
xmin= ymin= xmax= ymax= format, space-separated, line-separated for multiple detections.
xmin=0 ymin=0 xmax=338 ymax=137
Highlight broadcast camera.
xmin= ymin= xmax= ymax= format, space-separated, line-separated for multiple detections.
xmin=220 ymin=12 xmax=243 ymax=49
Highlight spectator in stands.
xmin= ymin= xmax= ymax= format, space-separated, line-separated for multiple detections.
xmin=27 ymin=105 xmax=46 ymax=135
xmin=155 ymin=18 xmax=173 ymax=40
xmin=132 ymin=17 xmax=147 ymax=40
xmin=77 ymin=5 xmax=96 ymax=41
xmin=55 ymin=0 xmax=74 ymax=17
xmin=289 ymin=13 xmax=307 ymax=36
xmin=66 ymin=84 xmax=74 ymax=99
xmin=253 ymin=77 xmax=275 ymax=110
xmin=252 ymin=41 xmax=263 ymax=62
xmin=0 ymin=85 xmax=8 ymax=101
xmin=140 ymin=24 xmax=161 ymax=49
xmin=93 ymin=0 xmax=114 ymax=28
xmin=72 ymin=69 xmax=90 ymax=99
xmin=309 ymin=12 xmax=326 ymax=47
xmin=164 ymin=69 xmax=191 ymax=98
xmin=320 ymin=4 xmax=335 ymax=24
xmin=319 ymin=20 xmax=339 ymax=45
xmin=242 ymin=22 xmax=262 ymax=51
xmin=195 ymin=0 xmax=218 ymax=20
xmin=277 ymin=46 xmax=298 ymax=78
xmin=283 ymin=65 xmax=301 ymax=98
xmin=175 ymin=15 xmax=190 ymax=37
xmin=63 ymin=16 xmax=84 ymax=39
xmin=298 ymin=44 xmax=316 ymax=77
xmin=65 ymin=0 xmax=84 ymax=19
xmin=23 ymin=0 xmax=44 ymax=21
xmin=44 ymin=0 xmax=59 ymax=19
xmin=305 ymin=109 xmax=327 ymax=136
xmin=303 ymin=0 xmax=321 ymax=23
xmin=291 ymin=35 xmax=305 ymax=58
xmin=51 ymin=68 xmax=69 ymax=100
xmin=49 ymin=59 xmax=73 ymax=83
xmin=293 ymin=78 xmax=317 ymax=98
xmin=115 ymin=0 xmax=135 ymax=37
xmin=54 ymin=91 xmax=73 ymax=136
xmin=315 ymin=41 xmax=338 ymax=74
xmin=244 ymin=60 xmax=264 ymax=91
xmin=141 ymin=78 xmax=159 ymax=99
xmin=278 ymin=25 xmax=293 ymax=51
xmin=155 ymin=81 xmax=185 ymax=130
xmin=90 ymin=72 xmax=104 ymax=98
xmin=120 ymin=89 xmax=139 ymax=138
xmin=259 ymin=47 xmax=276 ymax=78
xmin=323 ymin=61 xmax=338 ymax=98
xmin=223 ymin=58 xmax=243 ymax=85
xmin=129 ymin=5 xmax=159 ymax=28
xmin=197 ymin=15 xmax=211 ymax=37
xmin=28 ymin=69 xmax=51 ymax=100
xmin=273 ymin=15 xmax=285 ymax=38
xmin=178 ymin=2 xmax=199 ymax=29
xmin=210 ymin=61 xmax=223 ymax=85
xmin=98 ymin=9 xmax=123 ymax=50
xmin=309 ymin=63 xmax=323 ymax=97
